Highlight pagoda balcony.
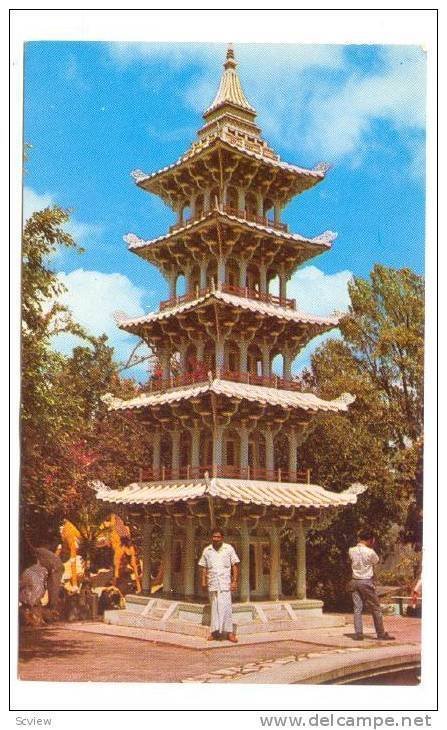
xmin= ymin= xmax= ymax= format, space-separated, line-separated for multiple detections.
xmin=159 ymin=286 xmax=209 ymax=310
xmin=222 ymin=205 xmax=288 ymax=232
xmin=168 ymin=206 xmax=288 ymax=234
xmin=144 ymin=369 xmax=303 ymax=394
xmin=138 ymin=465 xmax=311 ymax=484
xmin=159 ymin=283 xmax=296 ymax=311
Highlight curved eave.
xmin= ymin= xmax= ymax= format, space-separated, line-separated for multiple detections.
xmin=102 ymin=380 xmax=354 ymax=414
xmin=93 ymin=478 xmax=361 ymax=509
xmin=132 ymin=137 xmax=324 ymax=198
xmin=125 ymin=212 xmax=334 ymax=256
xmin=116 ymin=289 xmax=340 ymax=332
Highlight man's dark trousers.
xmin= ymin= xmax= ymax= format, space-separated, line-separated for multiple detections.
xmin=351 ymin=578 xmax=385 ymax=636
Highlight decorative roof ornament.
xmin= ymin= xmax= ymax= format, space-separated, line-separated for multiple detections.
xmin=344 ymin=482 xmax=368 ymax=496
xmin=113 ymin=310 xmax=129 ymax=325
xmin=89 ymin=479 xmax=111 ymax=493
xmin=203 ymin=44 xmax=256 ymax=118
xmin=123 ymin=233 xmax=141 ymax=247
xmin=131 ymin=169 xmax=148 ymax=183
xmin=311 ymin=230 xmax=338 ymax=245
xmin=335 ymin=392 xmax=356 ymax=407
xmin=101 ymin=392 xmax=123 ymax=410
xmin=313 ymin=162 xmax=332 ymax=175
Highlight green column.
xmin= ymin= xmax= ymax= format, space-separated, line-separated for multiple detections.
xmin=296 ymin=519 xmax=307 ymax=600
xmin=162 ymin=516 xmax=173 ymax=595
xmin=141 ymin=517 xmax=153 ymax=595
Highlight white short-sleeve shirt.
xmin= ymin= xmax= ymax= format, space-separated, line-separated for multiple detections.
xmin=349 ymin=543 xmax=379 ymax=579
xmin=198 ymin=542 xmax=240 ymax=591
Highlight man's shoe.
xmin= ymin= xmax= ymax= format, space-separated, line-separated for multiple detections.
xmin=353 ymin=633 xmax=364 ymax=641
xmin=376 ymin=633 xmax=395 ymax=640
xmin=207 ymin=631 xmax=221 ymax=641
xmin=227 ymin=633 xmax=238 ymax=643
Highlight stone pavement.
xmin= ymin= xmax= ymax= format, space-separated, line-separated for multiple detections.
xmin=201 ymin=645 xmax=421 ymax=685
xmin=18 ymin=614 xmax=420 ymax=684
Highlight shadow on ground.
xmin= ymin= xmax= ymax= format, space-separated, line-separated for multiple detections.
xmin=19 ymin=627 xmax=97 ymax=664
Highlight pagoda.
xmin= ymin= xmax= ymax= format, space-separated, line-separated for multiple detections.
xmin=94 ymin=46 xmax=364 ymax=638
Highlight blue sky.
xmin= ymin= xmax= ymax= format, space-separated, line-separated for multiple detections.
xmin=23 ymin=41 xmax=426 ymax=379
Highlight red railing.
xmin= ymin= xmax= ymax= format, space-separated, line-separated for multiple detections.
xmin=146 ymin=371 xmax=209 ymax=393
xmin=139 ymin=465 xmax=311 ymax=484
xmin=222 ymin=205 xmax=288 ymax=232
xmin=159 ymin=283 xmax=295 ymax=312
xmin=144 ymin=369 xmax=302 ymax=395
xmin=219 ymin=370 xmax=301 ymax=391
xmin=221 ymin=283 xmax=296 ymax=310
xmin=159 ymin=286 xmax=209 ymax=310
xmin=167 ymin=206 xmax=288 ymax=235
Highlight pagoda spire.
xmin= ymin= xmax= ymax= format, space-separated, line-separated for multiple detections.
xmin=204 ymin=44 xmax=256 ymax=118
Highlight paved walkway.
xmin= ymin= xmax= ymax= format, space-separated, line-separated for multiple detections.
xmin=18 ymin=614 xmax=420 ymax=684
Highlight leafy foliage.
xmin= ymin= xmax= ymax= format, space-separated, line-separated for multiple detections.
xmin=291 ymin=265 xmax=424 ymax=605
xmin=20 ymin=207 xmax=149 ymax=553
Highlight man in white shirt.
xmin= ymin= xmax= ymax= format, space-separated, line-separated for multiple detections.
xmin=198 ymin=527 xmax=240 ymax=642
xmin=349 ymin=529 xmax=395 ymax=641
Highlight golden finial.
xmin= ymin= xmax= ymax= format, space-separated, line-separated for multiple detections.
xmin=224 ymin=43 xmax=236 ymax=69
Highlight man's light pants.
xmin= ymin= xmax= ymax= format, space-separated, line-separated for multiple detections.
xmin=209 ymin=590 xmax=233 ymax=634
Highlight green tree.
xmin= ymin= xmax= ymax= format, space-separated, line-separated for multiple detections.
xmin=293 ymin=265 xmax=424 ymax=605
xmin=21 ymin=207 xmax=86 ymax=548
xmin=339 ymin=265 xmax=423 ymax=446
xmin=21 ymin=206 xmax=148 ymax=552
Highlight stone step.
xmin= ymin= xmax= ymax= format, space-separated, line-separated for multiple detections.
xmin=154 ymin=599 xmax=176 ymax=610
xmin=262 ymin=610 xmax=285 ymax=616
xmin=104 ymin=610 xmax=209 ymax=637
xmin=104 ymin=608 xmax=345 ymax=637
xmin=149 ymin=609 xmax=168 ymax=620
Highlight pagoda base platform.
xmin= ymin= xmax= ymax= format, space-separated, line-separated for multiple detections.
xmin=103 ymin=595 xmax=345 ymax=638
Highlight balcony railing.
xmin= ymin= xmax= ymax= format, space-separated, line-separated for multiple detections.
xmin=144 ymin=369 xmax=301 ymax=394
xmin=145 ymin=371 xmax=209 ymax=393
xmin=219 ymin=370 xmax=302 ymax=391
xmin=222 ymin=205 xmax=288 ymax=233
xmin=159 ymin=283 xmax=296 ymax=311
xmin=138 ymin=465 xmax=311 ymax=484
xmin=159 ymin=287 xmax=209 ymax=310
xmin=168 ymin=206 xmax=288 ymax=234
xmin=221 ymin=283 xmax=296 ymax=310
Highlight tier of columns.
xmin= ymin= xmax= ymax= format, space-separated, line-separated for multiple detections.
xmin=157 ymin=339 xmax=294 ymax=380
xmin=174 ymin=186 xmax=282 ymax=227
xmin=141 ymin=515 xmax=309 ymax=602
xmin=148 ymin=425 xmax=301 ymax=482
xmin=165 ymin=260 xmax=289 ymax=302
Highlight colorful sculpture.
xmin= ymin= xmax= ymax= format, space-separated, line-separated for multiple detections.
xmin=100 ymin=513 xmax=142 ymax=593
xmin=59 ymin=514 xmax=141 ymax=593
xmin=59 ymin=519 xmax=81 ymax=588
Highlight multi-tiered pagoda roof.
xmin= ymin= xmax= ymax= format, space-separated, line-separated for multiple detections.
xmin=95 ymin=46 xmax=363 ymax=605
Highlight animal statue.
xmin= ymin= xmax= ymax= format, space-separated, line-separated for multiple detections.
xmin=58 ymin=514 xmax=142 ymax=593
xmin=59 ymin=519 xmax=82 ymax=588
xmin=99 ymin=513 xmax=142 ymax=593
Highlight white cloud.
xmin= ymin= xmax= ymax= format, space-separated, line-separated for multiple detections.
xmin=52 ymin=269 xmax=146 ymax=366
xmin=107 ymin=42 xmax=213 ymax=67
xmin=61 ymin=55 xmax=89 ymax=91
xmin=22 ymin=187 xmax=54 ymax=222
xmin=23 ymin=187 xmax=104 ymax=249
xmin=273 ymin=265 xmax=352 ymax=374
xmin=301 ymin=45 xmax=426 ymax=161
xmin=407 ymin=137 xmax=426 ymax=182
xmin=287 ymin=265 xmax=352 ymax=316
xmin=107 ymin=43 xmax=425 ymax=176
xmin=67 ymin=220 xmax=104 ymax=242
